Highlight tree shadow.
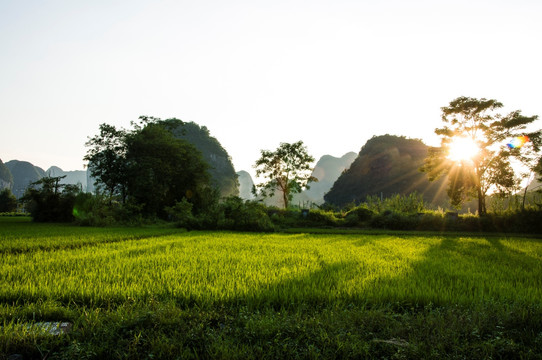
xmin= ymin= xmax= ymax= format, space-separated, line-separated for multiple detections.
xmin=232 ymin=234 xmax=542 ymax=310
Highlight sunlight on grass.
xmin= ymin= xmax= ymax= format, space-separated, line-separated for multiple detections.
xmin=1 ymin=227 xmax=541 ymax=308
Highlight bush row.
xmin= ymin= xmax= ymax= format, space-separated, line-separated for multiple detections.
xmin=17 ymin=184 xmax=542 ymax=233
xmin=264 ymin=206 xmax=542 ymax=233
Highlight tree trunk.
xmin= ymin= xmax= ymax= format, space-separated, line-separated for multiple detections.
xmin=282 ymin=189 xmax=289 ymax=209
xmin=477 ymin=187 xmax=485 ymax=215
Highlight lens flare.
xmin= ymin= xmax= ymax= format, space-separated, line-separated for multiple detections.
xmin=507 ymin=136 xmax=530 ymax=149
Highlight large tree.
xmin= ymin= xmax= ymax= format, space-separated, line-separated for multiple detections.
xmin=124 ymin=122 xmax=210 ymax=217
xmin=84 ymin=123 xmax=128 ymax=203
xmin=253 ymin=141 xmax=317 ymax=208
xmin=85 ymin=118 xmax=211 ymax=218
xmin=421 ymin=96 xmax=541 ymax=214
xmin=0 ymin=188 xmax=17 ymax=212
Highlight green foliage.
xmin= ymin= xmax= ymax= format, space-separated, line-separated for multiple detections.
xmin=166 ymin=196 xmax=274 ymax=232
xmin=85 ymin=118 xmax=212 ymax=220
xmin=124 ymin=122 xmax=210 ymax=218
xmin=254 ymin=141 xmax=317 ymax=208
xmin=218 ymin=196 xmax=274 ymax=232
xmin=421 ymin=96 xmax=541 ymax=214
xmin=164 ymin=198 xmax=194 ymax=227
xmin=21 ymin=176 xmax=81 ymax=222
xmin=344 ymin=206 xmax=374 ymax=226
xmin=72 ymin=193 xmax=144 ymax=226
xmin=0 ymin=188 xmax=17 ymax=212
xmin=84 ymin=123 xmax=128 ymax=202
xmin=366 ymin=192 xmax=426 ymax=214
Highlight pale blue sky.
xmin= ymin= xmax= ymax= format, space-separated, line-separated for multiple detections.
xmin=1 ymin=0 xmax=541 ymax=178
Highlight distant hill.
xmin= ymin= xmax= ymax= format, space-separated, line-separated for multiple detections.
xmin=4 ymin=160 xmax=91 ymax=198
xmin=0 ymin=158 xmax=13 ymax=190
xmin=237 ymin=171 xmax=255 ymax=200
xmin=46 ymin=166 xmax=88 ymax=192
xmin=324 ymin=135 xmax=448 ymax=207
xmin=5 ymin=160 xmax=44 ymax=198
xmin=293 ymin=152 xmax=357 ymax=205
xmin=163 ymin=119 xmax=239 ymax=197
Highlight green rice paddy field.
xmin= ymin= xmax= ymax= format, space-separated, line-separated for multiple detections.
xmin=1 ymin=217 xmax=542 ymax=359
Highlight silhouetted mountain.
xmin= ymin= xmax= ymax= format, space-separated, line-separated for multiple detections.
xmin=5 ymin=160 xmax=44 ymax=198
xmin=46 ymin=166 xmax=88 ymax=192
xmin=324 ymin=135 xmax=448 ymax=207
xmin=293 ymin=152 xmax=357 ymax=205
xmin=163 ymin=119 xmax=239 ymax=197
xmin=237 ymin=171 xmax=255 ymax=200
xmin=0 ymin=158 xmax=13 ymax=190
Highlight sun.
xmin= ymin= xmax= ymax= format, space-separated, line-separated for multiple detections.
xmin=447 ymin=136 xmax=480 ymax=163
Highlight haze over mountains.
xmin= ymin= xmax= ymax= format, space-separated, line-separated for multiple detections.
xmin=2 ymin=160 xmax=89 ymax=198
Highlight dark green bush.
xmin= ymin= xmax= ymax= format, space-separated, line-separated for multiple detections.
xmin=73 ymin=193 xmax=144 ymax=226
xmin=165 ymin=198 xmax=195 ymax=228
xmin=344 ymin=206 xmax=374 ymax=227
xmin=22 ymin=177 xmax=81 ymax=222
xmin=415 ymin=212 xmax=445 ymax=231
xmin=305 ymin=209 xmax=342 ymax=227
xmin=370 ymin=211 xmax=417 ymax=230
xmin=267 ymin=208 xmax=302 ymax=228
xmin=218 ymin=197 xmax=274 ymax=232
xmin=0 ymin=188 xmax=17 ymax=212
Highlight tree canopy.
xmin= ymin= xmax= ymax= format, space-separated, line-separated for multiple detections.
xmin=253 ymin=141 xmax=317 ymax=208
xmin=85 ymin=118 xmax=211 ymax=219
xmin=421 ymin=96 xmax=541 ymax=214
xmin=84 ymin=123 xmax=128 ymax=202
xmin=21 ymin=176 xmax=81 ymax=222
xmin=0 ymin=188 xmax=17 ymax=213
xmin=124 ymin=122 xmax=210 ymax=217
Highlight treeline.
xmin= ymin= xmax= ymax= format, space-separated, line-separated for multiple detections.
xmin=6 ymin=179 xmax=542 ymax=234
xmin=2 ymin=95 xmax=542 ymax=232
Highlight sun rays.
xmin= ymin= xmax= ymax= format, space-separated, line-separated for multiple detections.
xmin=446 ymin=136 xmax=480 ymax=163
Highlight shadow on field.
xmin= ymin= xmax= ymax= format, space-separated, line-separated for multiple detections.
xmin=240 ymin=261 xmax=361 ymax=308
xmin=238 ymin=235 xmax=542 ymax=308
xmin=357 ymin=236 xmax=541 ymax=306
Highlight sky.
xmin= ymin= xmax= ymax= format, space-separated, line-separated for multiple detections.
xmin=1 ymin=0 xmax=541 ymax=180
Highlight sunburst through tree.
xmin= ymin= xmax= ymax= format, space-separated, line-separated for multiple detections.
xmin=421 ymin=96 xmax=541 ymax=214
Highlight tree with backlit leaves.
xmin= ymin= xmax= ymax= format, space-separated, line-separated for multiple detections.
xmin=253 ymin=141 xmax=317 ymax=209
xmin=420 ymin=96 xmax=541 ymax=215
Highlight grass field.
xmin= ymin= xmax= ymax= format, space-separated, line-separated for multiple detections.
xmin=1 ymin=217 xmax=542 ymax=359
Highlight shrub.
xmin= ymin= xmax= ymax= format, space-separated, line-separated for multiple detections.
xmin=0 ymin=188 xmax=17 ymax=212
xmin=344 ymin=206 xmax=374 ymax=227
xmin=366 ymin=192 xmax=426 ymax=215
xmin=305 ymin=209 xmax=342 ymax=227
xmin=370 ymin=211 xmax=417 ymax=230
xmin=267 ymin=208 xmax=301 ymax=228
xmin=415 ymin=212 xmax=445 ymax=231
xmin=219 ymin=197 xmax=274 ymax=232
xmin=22 ymin=177 xmax=81 ymax=222
xmin=73 ymin=193 xmax=144 ymax=226
xmin=165 ymin=198 xmax=195 ymax=228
